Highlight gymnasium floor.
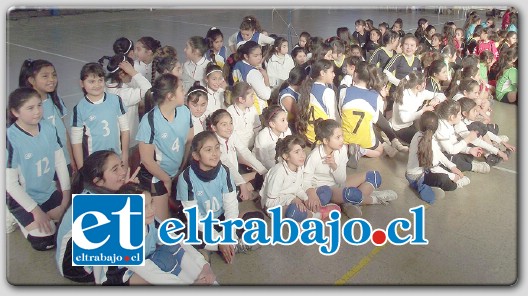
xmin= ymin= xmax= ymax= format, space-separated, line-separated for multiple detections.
xmin=4 ymin=7 xmax=518 ymax=286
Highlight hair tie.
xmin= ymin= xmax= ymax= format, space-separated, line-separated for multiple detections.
xmin=206 ymin=69 xmax=223 ymax=76
xmin=187 ymin=88 xmax=206 ymax=98
xmin=247 ymin=17 xmax=252 ymax=21
xmin=304 ymin=65 xmax=312 ymax=76
xmin=109 ymin=55 xmax=126 ymax=73
xmin=211 ymin=27 xmax=217 ymax=30
xmin=124 ymin=38 xmax=133 ymax=55
xmin=456 ymin=80 xmax=460 ymax=85
xmin=26 ymin=59 xmax=34 ymax=68
xmin=404 ymin=75 xmax=410 ymax=81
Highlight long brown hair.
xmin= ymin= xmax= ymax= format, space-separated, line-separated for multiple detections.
xmin=417 ymin=111 xmax=439 ymax=169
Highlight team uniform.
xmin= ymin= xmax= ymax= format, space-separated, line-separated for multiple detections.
xmin=495 ymin=67 xmax=517 ymax=103
xmin=259 ymin=161 xmax=309 ymax=209
xmin=177 ymin=161 xmax=238 ymax=250
xmin=340 ymin=85 xmax=383 ymax=149
xmin=135 ymin=105 xmax=193 ymax=195
xmin=134 ymin=60 xmax=153 ymax=83
xmin=232 ymin=60 xmax=271 ymax=114
xmin=182 ymin=56 xmax=208 ymax=93
xmin=206 ymin=86 xmax=226 ymax=115
xmin=70 ymin=93 xmax=129 ymax=158
xmin=425 ymin=77 xmax=443 ymax=94
xmin=206 ymin=46 xmax=228 ymax=68
xmin=305 ymin=82 xmax=337 ymax=144
xmin=7 ymin=121 xmax=69 ymax=251
xmin=391 ymin=89 xmax=446 ymax=144
xmin=406 ymin=131 xmax=459 ymax=193
xmin=6 ymin=121 xmax=69 ymax=223
xmin=228 ymin=31 xmax=275 ymax=51
xmin=278 ymin=86 xmax=300 ymax=123
xmin=352 ymin=31 xmax=368 ymax=48
xmin=253 ymin=127 xmax=292 ymax=170
xmin=265 ymin=53 xmax=295 ymax=89
xmin=303 ymin=144 xmax=348 ymax=189
xmin=191 ymin=113 xmax=207 ymax=136
xmin=475 ymin=40 xmax=499 ymax=61
xmin=42 ymin=95 xmax=71 ymax=167
xmin=226 ymin=103 xmax=261 ymax=149
xmin=384 ymin=54 xmax=422 ymax=86
xmin=216 ymin=132 xmax=267 ymax=187
xmin=106 ymin=72 xmax=152 ymax=147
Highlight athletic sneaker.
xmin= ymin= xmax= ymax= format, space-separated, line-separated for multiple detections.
xmin=234 ymin=240 xmax=260 ymax=254
xmin=471 ymin=161 xmax=491 ymax=173
xmin=382 ymin=142 xmax=398 ymax=158
xmin=6 ymin=210 xmax=18 ymax=234
xmin=499 ymin=135 xmax=509 ymax=143
xmin=319 ymin=203 xmax=341 ymax=221
xmin=485 ymin=154 xmax=502 ymax=166
xmin=431 ymin=187 xmax=445 ymax=200
xmin=456 ymin=176 xmax=471 ymax=188
xmin=371 ymin=190 xmax=398 ymax=204
xmin=347 ymin=144 xmax=360 ymax=169
xmin=342 ymin=203 xmax=362 ymax=218
xmin=391 ymin=138 xmax=409 ymax=152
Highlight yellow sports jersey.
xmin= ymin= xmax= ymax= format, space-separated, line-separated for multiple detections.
xmin=305 ymin=103 xmax=330 ymax=144
xmin=341 ymin=86 xmax=380 ymax=148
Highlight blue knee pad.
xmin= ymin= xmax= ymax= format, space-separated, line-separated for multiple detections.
xmin=342 ymin=187 xmax=363 ymax=205
xmin=285 ymin=203 xmax=308 ymax=222
xmin=406 ymin=175 xmax=435 ymax=204
xmin=365 ymin=171 xmax=382 ymax=188
xmin=148 ymin=244 xmax=185 ymax=275
xmin=316 ymin=185 xmax=332 ymax=206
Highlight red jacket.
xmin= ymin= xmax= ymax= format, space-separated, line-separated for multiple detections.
xmin=476 ymin=40 xmax=498 ymax=61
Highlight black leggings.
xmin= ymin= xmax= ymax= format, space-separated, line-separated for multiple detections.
xmin=374 ymin=111 xmax=398 ymax=142
xmin=394 ymin=125 xmax=417 ymax=145
xmin=424 ymin=172 xmax=457 ymax=191
xmin=443 ymin=153 xmax=474 ymax=172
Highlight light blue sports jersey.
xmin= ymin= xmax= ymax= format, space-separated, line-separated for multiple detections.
xmin=7 ymin=121 xmax=62 ymax=205
xmin=71 ymin=93 xmax=127 ymax=156
xmin=176 ymin=164 xmax=235 ymax=219
xmin=136 ymin=105 xmax=193 ymax=178
xmin=42 ymin=95 xmax=70 ymax=165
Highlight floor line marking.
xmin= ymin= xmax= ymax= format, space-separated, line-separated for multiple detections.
xmin=6 ymin=43 xmax=88 ymax=63
xmin=335 ymin=203 xmax=431 ymax=285
xmin=492 ymin=166 xmax=517 ymax=174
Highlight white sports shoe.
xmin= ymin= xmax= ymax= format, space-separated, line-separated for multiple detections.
xmin=6 ymin=209 xmax=18 ymax=234
xmin=342 ymin=203 xmax=363 ymax=218
xmin=382 ymin=142 xmax=398 ymax=158
xmin=456 ymin=176 xmax=471 ymax=188
xmin=371 ymin=190 xmax=398 ymax=204
xmin=471 ymin=161 xmax=491 ymax=174
xmin=432 ymin=187 xmax=445 ymax=200
xmin=499 ymin=135 xmax=509 ymax=143
xmin=391 ymin=138 xmax=409 ymax=152
xmin=347 ymin=144 xmax=360 ymax=169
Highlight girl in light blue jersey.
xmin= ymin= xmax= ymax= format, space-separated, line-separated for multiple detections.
xmin=7 ymin=88 xmax=70 ymax=251
xmin=136 ymin=73 xmax=194 ymax=221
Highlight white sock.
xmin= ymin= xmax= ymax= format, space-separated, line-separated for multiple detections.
xmin=312 ymin=212 xmax=321 ymax=219
xmin=358 ymin=147 xmax=367 ymax=156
